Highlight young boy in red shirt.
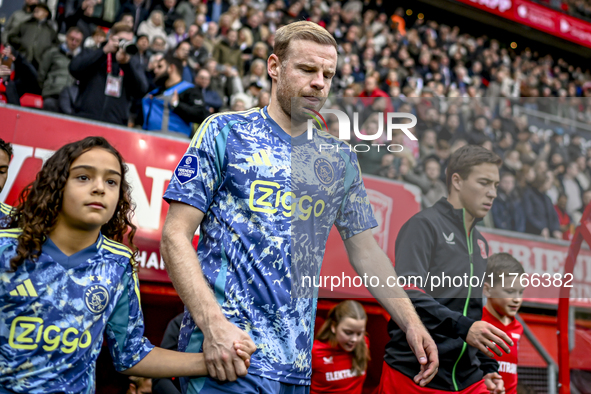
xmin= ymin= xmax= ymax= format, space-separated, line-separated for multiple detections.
xmin=482 ymin=253 xmax=525 ymax=394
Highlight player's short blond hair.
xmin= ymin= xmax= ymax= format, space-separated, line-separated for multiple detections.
xmin=273 ymin=21 xmax=337 ymax=64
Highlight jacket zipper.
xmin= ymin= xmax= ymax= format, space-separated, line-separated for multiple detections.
xmin=452 ymin=208 xmax=474 ymax=391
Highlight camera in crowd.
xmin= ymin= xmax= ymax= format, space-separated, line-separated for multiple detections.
xmin=118 ymin=39 xmax=138 ymax=56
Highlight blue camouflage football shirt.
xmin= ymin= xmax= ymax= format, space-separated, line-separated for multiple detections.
xmin=164 ymin=106 xmax=377 ymax=385
xmin=0 ymin=230 xmax=154 ymax=393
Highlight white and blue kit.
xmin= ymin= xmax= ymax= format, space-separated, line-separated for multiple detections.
xmin=0 ymin=230 xmax=154 ymax=393
xmin=164 ymin=106 xmax=377 ymax=392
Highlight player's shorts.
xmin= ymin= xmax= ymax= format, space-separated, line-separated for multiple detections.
xmin=182 ymin=374 xmax=310 ymax=394
xmin=376 ymin=362 xmax=489 ymax=394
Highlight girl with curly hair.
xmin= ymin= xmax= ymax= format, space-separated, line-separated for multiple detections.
xmin=0 ymin=136 xmax=254 ymax=393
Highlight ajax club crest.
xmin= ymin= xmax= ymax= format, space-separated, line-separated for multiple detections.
xmin=314 ymin=158 xmax=334 ymax=185
xmin=85 ymin=285 xmax=110 ymax=314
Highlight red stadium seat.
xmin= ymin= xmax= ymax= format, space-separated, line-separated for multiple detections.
xmin=20 ymin=94 xmax=43 ymax=109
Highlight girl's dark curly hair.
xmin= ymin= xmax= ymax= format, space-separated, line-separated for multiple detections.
xmin=8 ymin=136 xmax=137 ymax=270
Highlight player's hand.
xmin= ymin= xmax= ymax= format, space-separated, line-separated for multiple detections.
xmin=466 ymin=321 xmax=513 ymax=358
xmin=203 ymin=318 xmax=255 ymax=381
xmin=233 ymin=339 xmax=257 ymax=369
xmin=483 ymin=372 xmax=505 ymax=394
xmin=406 ymin=323 xmax=439 ymax=387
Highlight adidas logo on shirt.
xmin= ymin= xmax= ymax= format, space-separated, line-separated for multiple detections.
xmin=246 ymin=150 xmax=272 ymax=166
xmin=323 ymin=356 xmax=333 ymax=364
xmin=9 ymin=279 xmax=38 ymax=297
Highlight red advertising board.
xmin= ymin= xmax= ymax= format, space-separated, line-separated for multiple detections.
xmin=1 ymin=105 xmax=590 ymax=308
xmin=455 ymin=0 xmax=591 ymax=49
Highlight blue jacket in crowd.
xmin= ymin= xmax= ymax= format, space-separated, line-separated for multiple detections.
xmin=491 ymin=191 xmax=526 ymax=232
xmin=142 ymin=80 xmax=208 ymax=137
xmin=522 ymin=186 xmax=561 ymax=236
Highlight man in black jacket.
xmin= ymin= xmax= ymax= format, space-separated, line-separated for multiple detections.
xmin=378 ymin=145 xmax=513 ymax=394
xmin=69 ymin=22 xmax=148 ymax=126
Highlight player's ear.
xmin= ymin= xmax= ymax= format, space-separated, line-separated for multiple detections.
xmin=330 ymin=323 xmax=336 ymax=335
xmin=451 ymin=172 xmax=463 ymax=192
xmin=268 ymin=54 xmax=280 ymax=80
xmin=128 ymin=383 xmax=136 ymax=394
xmin=483 ymin=281 xmax=491 ymax=298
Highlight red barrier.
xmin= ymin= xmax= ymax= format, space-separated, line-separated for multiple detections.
xmin=455 ymin=0 xmax=591 ymax=49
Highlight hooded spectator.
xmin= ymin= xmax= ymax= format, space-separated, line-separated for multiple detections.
xmin=3 ymin=0 xmax=39 ymax=45
xmin=38 ymin=27 xmax=84 ymax=112
xmin=8 ymin=3 xmax=57 ymax=69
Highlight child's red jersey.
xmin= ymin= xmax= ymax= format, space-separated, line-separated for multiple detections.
xmin=482 ymin=306 xmax=523 ymax=394
xmin=310 ymin=337 xmax=369 ymax=394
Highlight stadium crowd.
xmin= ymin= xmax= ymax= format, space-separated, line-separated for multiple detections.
xmin=3 ymin=0 xmax=591 ymax=241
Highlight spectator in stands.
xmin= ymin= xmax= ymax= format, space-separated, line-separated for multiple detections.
xmin=69 ymin=22 xmax=148 ymax=126
xmin=177 ymin=0 xmax=200 ymax=30
xmin=3 ymin=0 xmax=39 ymax=45
xmin=84 ymin=27 xmax=107 ymax=49
xmin=65 ymin=0 xmax=104 ymax=40
xmin=146 ymin=52 xmax=164 ymax=90
xmin=561 ymin=161 xmax=584 ymax=216
xmin=257 ymin=90 xmax=270 ymax=108
xmin=522 ymin=171 xmax=562 ymax=239
xmin=0 ymin=46 xmax=40 ymax=105
xmin=555 ymin=193 xmax=574 ymax=240
xmin=494 ymin=132 xmax=514 ymax=160
xmin=573 ymin=189 xmax=591 ymax=225
xmin=8 ymin=3 xmax=57 ymax=69
xmin=187 ymin=32 xmax=210 ymax=72
xmin=423 ymin=156 xmax=447 ymax=204
xmin=142 ymin=53 xmax=208 ymax=137
xmin=126 ymin=376 xmax=152 ymax=394
xmin=491 ymin=172 xmax=526 ymax=232
xmin=38 ymin=27 xmax=84 ymax=113
xmin=119 ymin=13 xmax=135 ymax=30
xmin=150 ymin=36 xmax=167 ymax=54
xmin=213 ymin=29 xmax=244 ymax=77
xmin=134 ymin=35 xmax=150 ymax=69
xmin=172 ymin=40 xmax=193 ymax=83
xmin=204 ymin=58 xmax=243 ymax=106
xmin=154 ymin=0 xmax=182 ymax=34
xmin=194 ymin=68 xmax=222 ymax=113
xmin=359 ymin=75 xmax=388 ymax=100
xmin=230 ymin=92 xmax=250 ymax=111
xmin=167 ymin=19 xmax=188 ymax=51
xmin=117 ymin=0 xmax=149 ymax=32
xmin=242 ymin=58 xmax=269 ymax=92
xmin=137 ymin=11 xmax=167 ymax=45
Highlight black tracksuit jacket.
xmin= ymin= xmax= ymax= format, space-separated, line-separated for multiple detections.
xmin=384 ymin=198 xmax=498 ymax=391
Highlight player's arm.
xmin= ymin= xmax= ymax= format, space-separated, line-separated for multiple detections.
xmin=394 ymin=217 xmax=513 ymax=357
xmin=344 ymin=230 xmax=438 ymax=387
xmin=161 ymin=202 xmax=255 ymax=381
xmin=121 ymin=342 xmax=255 ymax=378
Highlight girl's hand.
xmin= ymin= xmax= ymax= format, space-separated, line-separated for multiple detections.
xmin=233 ymin=340 xmax=257 ymax=369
